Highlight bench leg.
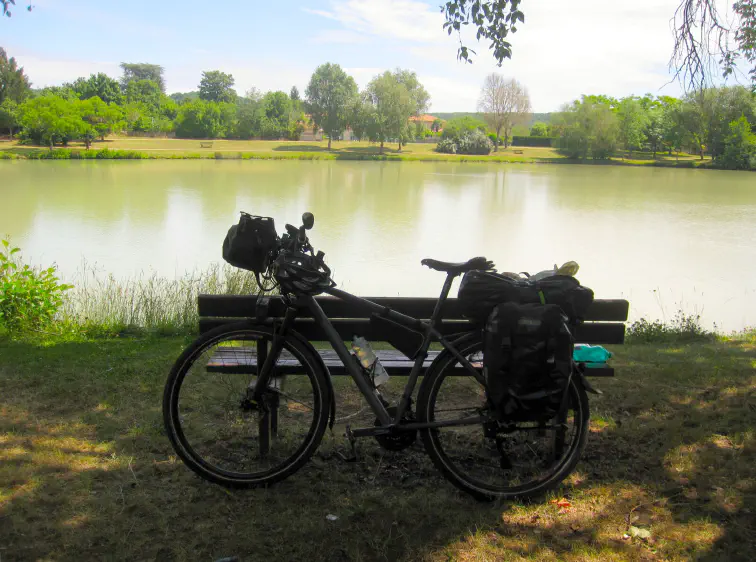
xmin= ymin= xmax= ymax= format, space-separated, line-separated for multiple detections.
xmin=259 ymin=409 xmax=270 ymax=458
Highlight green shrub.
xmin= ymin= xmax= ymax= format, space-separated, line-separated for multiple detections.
xmin=435 ymin=137 xmax=458 ymax=154
xmin=457 ymin=130 xmax=492 ymax=154
xmin=436 ymin=130 xmax=492 ymax=155
xmin=0 ymin=240 xmax=73 ymax=334
xmin=626 ymin=310 xmax=714 ymax=344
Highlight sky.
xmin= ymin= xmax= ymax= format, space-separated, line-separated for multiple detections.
xmin=0 ymin=0 xmax=741 ymax=112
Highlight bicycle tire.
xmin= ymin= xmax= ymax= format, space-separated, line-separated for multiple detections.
xmin=163 ymin=322 xmax=330 ymax=488
xmin=417 ymin=333 xmax=589 ymax=501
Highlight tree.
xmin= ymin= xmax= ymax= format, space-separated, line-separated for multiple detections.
xmin=441 ymin=1 xmax=525 ymax=64
xmin=18 ymin=95 xmax=87 ymax=150
xmin=198 ymin=70 xmax=236 ymax=103
xmin=644 ymin=108 xmax=665 ymax=158
xmin=392 ymin=69 xmax=430 ymax=116
xmin=290 ymin=86 xmax=300 ymax=102
xmin=672 ymin=0 xmax=756 ymax=89
xmin=305 ymin=63 xmax=359 ymax=150
xmin=0 ymin=47 xmax=31 ymax=104
xmin=258 ymin=91 xmax=292 ymax=139
xmin=77 ymin=96 xmax=124 ymax=143
xmin=438 ymin=1 xmax=755 ymax=91
xmin=617 ymin=97 xmax=648 ymax=158
xmin=70 ymin=73 xmax=122 ymax=104
xmin=477 ymin=74 xmax=531 ymax=150
xmin=0 ymin=98 xmax=18 ymax=137
xmin=124 ymin=79 xmax=162 ymax=109
xmin=2 ymin=1 xmax=33 ymax=17
xmin=120 ymin=63 xmax=165 ymax=92
xmin=175 ymin=99 xmax=236 ymax=139
xmin=530 ymin=121 xmax=549 ymax=137
xmin=169 ymin=91 xmax=199 ymax=104
xmin=390 ymin=69 xmax=430 ymax=148
xmin=358 ymin=71 xmax=415 ymax=153
xmin=431 ymin=118 xmax=443 ymax=133
xmin=442 ymin=115 xmax=487 ymax=139
xmin=555 ymin=96 xmax=619 ymax=159
xmin=38 ymin=85 xmax=79 ymax=101
xmin=717 ymin=115 xmax=756 ymax=169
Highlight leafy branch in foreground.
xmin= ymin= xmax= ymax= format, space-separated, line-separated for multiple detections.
xmin=0 ymin=239 xmax=72 ymax=334
xmin=1 ymin=0 xmax=32 ymax=18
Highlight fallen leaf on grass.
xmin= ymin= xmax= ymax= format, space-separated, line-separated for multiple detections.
xmin=629 ymin=526 xmax=652 ymax=539
xmin=550 ymin=498 xmax=571 ymax=508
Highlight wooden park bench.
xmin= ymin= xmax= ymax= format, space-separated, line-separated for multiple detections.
xmin=198 ymin=295 xmax=628 ymax=378
xmin=200 ymin=141 xmax=213 ymax=149
xmin=513 ymin=149 xmax=524 ymax=155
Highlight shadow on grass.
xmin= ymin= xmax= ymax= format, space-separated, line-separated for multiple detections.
xmin=0 ymin=336 xmax=753 ymax=560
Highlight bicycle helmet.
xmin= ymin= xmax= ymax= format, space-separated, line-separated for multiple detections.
xmin=273 ymin=249 xmax=335 ymax=296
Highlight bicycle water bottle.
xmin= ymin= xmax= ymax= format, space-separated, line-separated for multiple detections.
xmin=351 ymin=336 xmax=390 ymax=387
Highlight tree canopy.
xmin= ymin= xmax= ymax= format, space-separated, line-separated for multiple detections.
xmin=199 ymin=70 xmax=236 ymax=103
xmin=69 ymin=73 xmax=123 ymax=105
xmin=305 ymin=63 xmax=358 ymax=150
xmin=0 ymin=47 xmax=31 ymax=103
xmin=120 ymin=63 xmax=165 ymax=92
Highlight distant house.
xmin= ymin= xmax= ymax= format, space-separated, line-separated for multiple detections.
xmin=299 ymin=115 xmax=324 ymax=141
xmin=409 ymin=114 xmax=439 ymax=130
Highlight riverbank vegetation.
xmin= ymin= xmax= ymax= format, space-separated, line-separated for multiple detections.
xmin=0 ymin=243 xmax=754 ymax=560
xmin=1 ymin=48 xmax=753 ymax=169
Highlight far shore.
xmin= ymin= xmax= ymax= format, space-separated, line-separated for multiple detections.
xmin=0 ymin=137 xmax=716 ymax=168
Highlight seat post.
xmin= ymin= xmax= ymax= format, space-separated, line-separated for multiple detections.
xmin=429 ymin=272 xmax=457 ymax=330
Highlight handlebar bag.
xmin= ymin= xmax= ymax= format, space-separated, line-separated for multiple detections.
xmin=458 ymin=270 xmax=594 ymax=323
xmin=222 ymin=213 xmax=279 ymax=273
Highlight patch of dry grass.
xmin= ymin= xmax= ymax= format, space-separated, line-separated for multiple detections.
xmin=0 ymin=335 xmax=753 ymax=560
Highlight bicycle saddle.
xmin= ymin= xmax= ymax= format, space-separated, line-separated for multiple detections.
xmin=421 ymin=256 xmax=494 ymax=275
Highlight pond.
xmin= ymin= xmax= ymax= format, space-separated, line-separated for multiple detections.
xmin=1 ymin=159 xmax=755 ymax=331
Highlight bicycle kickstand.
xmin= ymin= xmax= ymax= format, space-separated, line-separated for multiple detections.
xmin=335 ymin=424 xmax=358 ymax=463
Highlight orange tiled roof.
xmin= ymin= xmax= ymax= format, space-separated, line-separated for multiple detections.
xmin=409 ymin=114 xmax=438 ymax=123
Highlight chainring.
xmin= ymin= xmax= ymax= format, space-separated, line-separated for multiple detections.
xmin=374 ymin=406 xmax=417 ymax=451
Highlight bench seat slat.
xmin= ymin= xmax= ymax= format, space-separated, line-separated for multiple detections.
xmin=205 ymin=348 xmax=613 ymax=377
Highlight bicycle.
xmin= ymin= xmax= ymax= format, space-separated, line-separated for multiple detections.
xmin=163 ymin=213 xmax=592 ymax=500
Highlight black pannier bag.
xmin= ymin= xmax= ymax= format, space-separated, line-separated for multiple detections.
xmin=484 ymin=302 xmax=574 ymax=421
xmin=222 ymin=213 xmax=279 ymax=273
xmin=458 ymin=270 xmax=594 ymax=323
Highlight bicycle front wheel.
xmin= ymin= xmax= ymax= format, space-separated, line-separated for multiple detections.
xmin=163 ymin=322 xmax=330 ymax=488
xmin=417 ymin=335 xmax=589 ymax=501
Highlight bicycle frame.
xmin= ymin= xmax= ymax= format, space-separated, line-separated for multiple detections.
xmin=254 ymin=271 xmax=487 ymax=437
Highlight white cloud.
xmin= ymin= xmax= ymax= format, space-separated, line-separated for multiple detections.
xmin=303 ymin=0 xmax=445 ymax=43
xmin=10 ymin=52 xmax=120 ymax=88
xmin=310 ymin=29 xmax=370 ymax=44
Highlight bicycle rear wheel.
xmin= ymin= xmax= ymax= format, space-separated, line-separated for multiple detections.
xmin=163 ymin=322 xmax=330 ymax=488
xmin=417 ymin=335 xmax=589 ymax=501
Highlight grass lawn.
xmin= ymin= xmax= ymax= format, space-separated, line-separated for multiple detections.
xmin=0 ymin=333 xmax=753 ymax=560
xmin=0 ymin=137 xmax=713 ymax=166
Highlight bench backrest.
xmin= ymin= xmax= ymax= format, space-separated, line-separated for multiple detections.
xmin=198 ymin=295 xmax=629 ymax=344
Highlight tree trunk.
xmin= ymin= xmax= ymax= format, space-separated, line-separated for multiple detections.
xmin=494 ymin=126 xmax=501 ymax=152
xmin=327 ymin=135 xmax=332 ymax=151
xmin=379 ymin=140 xmax=384 ymax=154
xmin=85 ymin=139 xmax=92 ymax=150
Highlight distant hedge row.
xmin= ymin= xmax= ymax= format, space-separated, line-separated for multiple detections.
xmin=512 ymin=136 xmax=557 ymax=147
